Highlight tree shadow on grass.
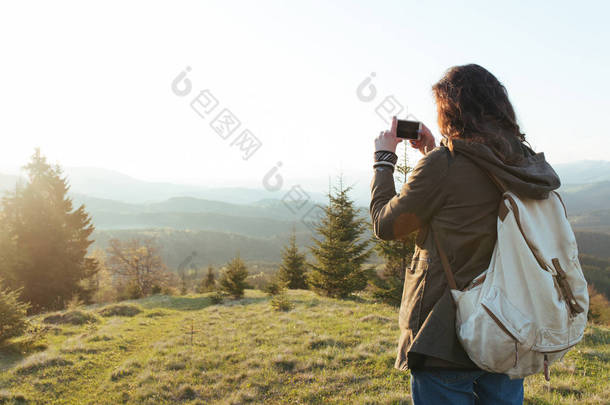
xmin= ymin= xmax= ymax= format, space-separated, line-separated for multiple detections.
xmin=0 ymin=343 xmax=30 ymax=373
xmin=0 ymin=351 xmax=24 ymax=373
xmin=0 ymin=330 xmax=50 ymax=373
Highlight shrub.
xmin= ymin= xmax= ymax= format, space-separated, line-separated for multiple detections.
xmin=65 ymin=293 xmax=85 ymax=310
xmin=16 ymin=323 xmax=48 ymax=352
xmin=210 ymin=290 xmax=224 ymax=304
xmin=219 ymin=256 xmax=249 ymax=299
xmin=588 ymin=285 xmax=610 ymax=326
xmin=98 ymin=304 xmax=142 ymax=317
xmin=0 ymin=283 xmax=29 ymax=344
xmin=161 ymin=285 xmax=179 ymax=296
xmin=42 ymin=310 xmax=98 ymax=325
xmin=197 ymin=266 xmax=216 ymax=293
xmin=264 ymin=277 xmax=287 ymax=296
xmin=270 ymin=292 xmax=293 ymax=312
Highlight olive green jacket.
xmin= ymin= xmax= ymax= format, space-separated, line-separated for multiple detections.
xmin=370 ymin=137 xmax=561 ymax=370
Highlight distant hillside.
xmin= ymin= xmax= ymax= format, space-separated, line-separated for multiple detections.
xmin=73 ymin=195 xmax=331 ymax=240
xmin=560 ymin=181 xmax=610 ymax=214
xmin=0 ymin=167 xmax=328 ymax=205
xmin=554 ymin=160 xmax=610 ymax=184
xmin=1 ymin=161 xmax=608 ymax=208
xmin=92 ymin=229 xmax=314 ymax=268
xmin=72 ymin=194 xmax=318 ymax=222
xmin=570 ymin=210 xmax=610 ymax=233
xmin=73 ymin=194 xmax=374 ymax=241
xmin=575 ymin=231 xmax=610 ymax=259
xmin=2 ymin=163 xmax=608 ymax=241
xmin=89 ymin=211 xmax=308 ymax=238
xmin=91 ymin=225 xmax=379 ymax=269
xmin=580 ymin=254 xmax=610 ymax=299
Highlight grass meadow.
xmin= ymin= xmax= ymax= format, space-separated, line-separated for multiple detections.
xmin=0 ymin=289 xmax=608 ymax=404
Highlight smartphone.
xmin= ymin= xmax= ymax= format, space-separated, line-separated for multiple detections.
xmin=396 ymin=120 xmax=422 ymax=140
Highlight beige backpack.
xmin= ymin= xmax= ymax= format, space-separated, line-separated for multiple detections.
xmin=434 ymin=175 xmax=589 ymax=380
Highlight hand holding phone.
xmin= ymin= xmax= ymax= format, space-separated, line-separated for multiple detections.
xmin=408 ymin=123 xmax=436 ymax=155
xmin=374 ymin=116 xmax=403 ymax=152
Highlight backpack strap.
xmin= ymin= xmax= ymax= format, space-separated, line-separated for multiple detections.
xmin=432 ymin=226 xmax=458 ymax=290
xmin=552 ymin=258 xmax=585 ymax=315
xmin=431 ymin=153 xmax=503 ymax=291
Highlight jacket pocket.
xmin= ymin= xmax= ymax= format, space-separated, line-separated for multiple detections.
xmin=399 ymin=255 xmax=429 ymax=331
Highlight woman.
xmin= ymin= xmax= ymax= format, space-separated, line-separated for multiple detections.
xmin=370 ymin=64 xmax=560 ymax=405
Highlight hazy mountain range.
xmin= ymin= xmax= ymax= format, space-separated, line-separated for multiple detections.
xmin=1 ymin=160 xmax=608 ymax=205
xmin=0 ymin=160 xmax=608 ymax=267
xmin=0 ymin=167 xmax=329 ymax=205
xmin=0 ymin=160 xmax=608 ymax=228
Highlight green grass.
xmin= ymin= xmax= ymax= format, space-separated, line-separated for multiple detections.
xmin=0 ymin=289 xmax=608 ymax=404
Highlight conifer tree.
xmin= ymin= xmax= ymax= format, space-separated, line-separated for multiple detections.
xmin=219 ymin=255 xmax=249 ymax=299
xmin=0 ymin=219 xmax=20 ymax=290
xmin=0 ymin=279 xmax=29 ymax=344
xmin=278 ymin=226 xmax=308 ymax=289
xmin=0 ymin=149 xmax=98 ymax=312
xmin=307 ymin=178 xmax=373 ymax=298
xmin=370 ymin=144 xmax=417 ymax=306
xmin=202 ymin=265 xmax=216 ymax=292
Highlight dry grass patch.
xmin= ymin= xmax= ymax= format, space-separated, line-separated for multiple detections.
xmin=42 ymin=310 xmax=98 ymax=325
xmin=14 ymin=352 xmax=72 ymax=375
xmin=359 ymin=314 xmax=392 ymax=323
xmin=0 ymin=389 xmax=28 ymax=404
xmin=98 ymin=304 xmax=142 ymax=317
xmin=306 ymin=336 xmax=347 ymax=350
xmin=110 ymin=359 xmax=141 ymax=381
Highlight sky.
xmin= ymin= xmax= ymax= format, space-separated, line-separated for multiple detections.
xmin=0 ymin=0 xmax=608 ymax=194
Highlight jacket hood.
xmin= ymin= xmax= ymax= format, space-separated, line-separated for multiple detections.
xmin=441 ymin=136 xmax=561 ymax=199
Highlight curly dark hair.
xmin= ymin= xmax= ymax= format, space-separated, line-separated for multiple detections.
xmin=432 ymin=64 xmax=527 ymax=163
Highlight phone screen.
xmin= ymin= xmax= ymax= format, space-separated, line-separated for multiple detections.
xmin=396 ymin=120 xmax=421 ymax=140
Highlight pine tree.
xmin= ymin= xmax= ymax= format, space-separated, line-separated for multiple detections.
xmin=177 ymin=251 xmax=197 ymax=295
xmin=201 ymin=265 xmax=216 ymax=292
xmin=0 ymin=279 xmax=29 ymax=344
xmin=307 ymin=178 xmax=373 ymax=298
xmin=219 ymin=255 xmax=249 ymax=299
xmin=0 ymin=218 xmax=20 ymax=290
xmin=0 ymin=149 xmax=98 ymax=312
xmin=370 ymin=144 xmax=417 ymax=306
xmin=278 ymin=226 xmax=308 ymax=289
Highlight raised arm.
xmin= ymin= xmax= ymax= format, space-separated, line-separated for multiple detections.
xmin=370 ymin=119 xmax=448 ymax=240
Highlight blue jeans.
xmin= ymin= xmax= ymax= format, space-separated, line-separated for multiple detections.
xmin=410 ymin=369 xmax=524 ymax=405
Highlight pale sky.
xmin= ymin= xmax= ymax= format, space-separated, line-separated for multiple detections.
xmin=1 ymin=0 xmax=608 ymax=193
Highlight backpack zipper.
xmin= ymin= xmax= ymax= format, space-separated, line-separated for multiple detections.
xmin=481 ymin=304 xmax=519 ymax=341
xmin=483 ymin=303 xmax=577 ymax=381
xmin=481 ymin=304 xmax=520 ymax=368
